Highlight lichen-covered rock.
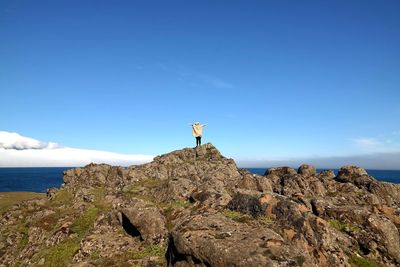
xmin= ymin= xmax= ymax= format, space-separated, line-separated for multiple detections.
xmin=264 ymin=166 xmax=297 ymax=177
xmin=337 ymin=165 xmax=368 ymax=178
xmin=298 ymin=164 xmax=316 ymax=176
xmin=168 ymin=212 xmax=306 ymax=267
xmin=120 ymin=199 xmax=168 ymax=245
xmin=335 ymin=166 xmax=376 ymax=189
xmin=226 ymin=193 xmax=265 ymax=217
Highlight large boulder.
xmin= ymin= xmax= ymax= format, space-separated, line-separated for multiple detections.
xmin=119 ymin=199 xmax=167 ymax=244
xmin=168 ymin=212 xmax=307 ymax=267
xmin=264 ymin=167 xmax=297 ymax=177
xmin=298 ymin=164 xmax=316 ymax=177
xmin=337 ymin=165 xmax=368 ymax=178
xmin=335 ymin=166 xmax=376 ymax=189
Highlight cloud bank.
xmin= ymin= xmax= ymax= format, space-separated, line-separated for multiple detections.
xmin=237 ymin=152 xmax=400 ymax=170
xmin=235 ymin=135 xmax=397 ymax=169
xmin=0 ymin=131 xmax=153 ymax=167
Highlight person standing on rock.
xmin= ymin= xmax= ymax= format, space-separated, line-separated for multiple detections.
xmin=191 ymin=122 xmax=207 ymax=147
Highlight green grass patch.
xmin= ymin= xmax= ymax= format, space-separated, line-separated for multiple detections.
xmin=222 ymin=209 xmax=253 ymax=223
xmin=162 ymin=200 xmax=192 ymax=230
xmin=16 ymin=224 xmax=29 ymax=252
xmin=39 ymin=239 xmax=81 ymax=267
xmin=328 ymin=219 xmax=360 ymax=233
xmin=49 ymin=188 xmax=73 ymax=207
xmin=132 ymin=244 xmax=165 ymax=258
xmin=90 ymin=249 xmax=101 ymax=261
xmin=70 ymin=207 xmax=99 ymax=238
xmin=162 ymin=200 xmax=191 ymax=209
xmin=31 ymin=206 xmax=75 ymax=232
xmin=132 ymin=244 xmax=166 ymax=264
xmin=32 ymin=206 xmax=99 ymax=266
xmin=91 ymin=244 xmax=166 ymax=267
xmin=351 ymin=254 xmax=380 ymax=267
xmin=0 ymin=192 xmax=45 ymax=215
xmin=122 ymin=178 xmax=162 ymax=195
xmin=90 ymin=187 xmax=111 ymax=210
xmin=257 ymin=216 xmax=274 ymax=225
xmin=222 ymin=209 xmax=243 ymax=219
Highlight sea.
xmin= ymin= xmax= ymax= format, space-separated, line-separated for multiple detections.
xmin=0 ymin=167 xmax=399 ymax=193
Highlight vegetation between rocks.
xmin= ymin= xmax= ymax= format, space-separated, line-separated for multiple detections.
xmin=222 ymin=209 xmax=274 ymax=225
xmin=0 ymin=192 xmax=45 ymax=215
xmin=351 ymin=254 xmax=380 ymax=267
xmin=30 ymin=206 xmax=99 ymax=266
xmin=328 ymin=219 xmax=361 ymax=233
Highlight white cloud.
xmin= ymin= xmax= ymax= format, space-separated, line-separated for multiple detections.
xmin=175 ymin=66 xmax=233 ymax=89
xmin=0 ymin=131 xmax=60 ymax=150
xmin=353 ymin=136 xmax=400 ymax=153
xmin=0 ymin=131 xmax=153 ymax=167
xmin=353 ymin=137 xmax=381 ymax=147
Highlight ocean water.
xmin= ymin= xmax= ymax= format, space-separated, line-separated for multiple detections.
xmin=0 ymin=167 xmax=70 ymax=193
xmin=0 ymin=167 xmax=399 ymax=193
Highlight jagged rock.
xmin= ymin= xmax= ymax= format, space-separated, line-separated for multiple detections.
xmin=46 ymin=187 xmax=58 ymax=198
xmin=317 ymin=170 xmax=335 ymax=180
xmin=335 ymin=165 xmax=376 ymax=189
xmin=298 ymin=164 xmax=316 ymax=176
xmin=267 ymin=173 xmax=326 ymax=198
xmin=236 ymin=169 xmax=273 ymax=193
xmin=264 ymin=167 xmax=297 ymax=177
xmin=153 ymin=178 xmax=196 ymax=202
xmin=120 ymin=199 xmax=167 ymax=244
xmin=189 ymin=189 xmax=232 ymax=209
xmin=367 ymin=214 xmax=400 ymax=262
xmin=63 ymin=163 xmax=125 ymax=190
xmin=338 ymin=165 xmax=368 ymax=178
xmin=226 ymin=193 xmax=265 ymax=217
xmin=168 ymin=212 xmax=307 ymax=267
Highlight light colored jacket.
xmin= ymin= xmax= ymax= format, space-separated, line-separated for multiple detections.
xmin=192 ymin=124 xmax=205 ymax=137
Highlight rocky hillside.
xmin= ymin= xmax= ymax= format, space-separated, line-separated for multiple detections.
xmin=1 ymin=144 xmax=400 ymax=267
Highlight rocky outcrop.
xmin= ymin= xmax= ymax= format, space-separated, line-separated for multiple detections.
xmin=119 ymin=199 xmax=168 ymax=244
xmin=1 ymin=143 xmax=400 ymax=267
xmin=298 ymin=164 xmax=316 ymax=177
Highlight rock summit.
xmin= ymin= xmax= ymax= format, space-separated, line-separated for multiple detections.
xmin=1 ymin=144 xmax=400 ymax=266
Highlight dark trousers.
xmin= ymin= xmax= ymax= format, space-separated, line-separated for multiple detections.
xmin=195 ymin=136 xmax=201 ymax=147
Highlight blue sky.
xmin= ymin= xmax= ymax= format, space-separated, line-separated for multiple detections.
xmin=1 ymin=1 xmax=400 ymax=168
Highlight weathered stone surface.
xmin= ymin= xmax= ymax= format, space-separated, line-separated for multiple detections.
xmin=168 ymin=212 xmax=306 ymax=267
xmin=298 ymin=164 xmax=316 ymax=176
xmin=226 ymin=193 xmax=265 ymax=217
xmin=265 ymin=167 xmax=297 ymax=177
xmin=120 ymin=199 xmax=168 ymax=244
xmin=46 ymin=187 xmax=58 ymax=198
xmin=317 ymin=169 xmax=335 ymax=180
xmin=335 ymin=166 xmax=375 ymax=189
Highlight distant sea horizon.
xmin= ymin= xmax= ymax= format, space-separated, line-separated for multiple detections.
xmin=0 ymin=167 xmax=399 ymax=193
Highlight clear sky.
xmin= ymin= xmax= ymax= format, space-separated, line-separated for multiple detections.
xmin=1 ymin=1 xmax=400 ymax=168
